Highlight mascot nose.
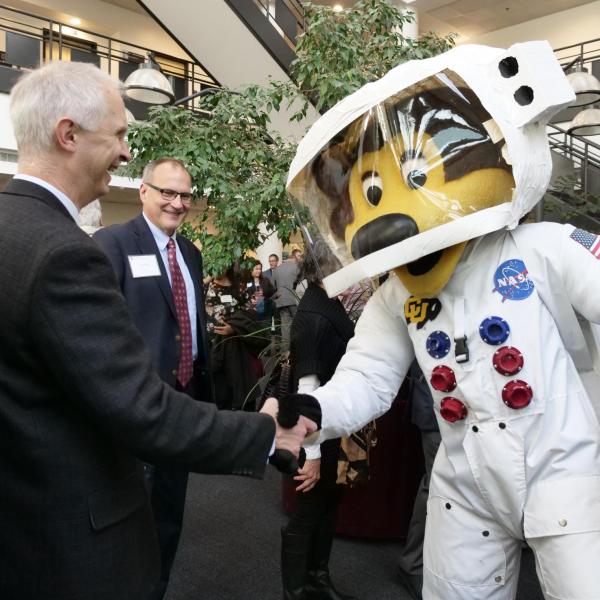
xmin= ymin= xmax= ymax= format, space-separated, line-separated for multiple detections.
xmin=351 ymin=214 xmax=418 ymax=259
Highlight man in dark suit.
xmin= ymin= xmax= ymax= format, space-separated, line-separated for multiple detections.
xmin=264 ymin=253 xmax=279 ymax=279
xmin=94 ymin=157 xmax=214 ymax=599
xmin=0 ymin=61 xmax=315 ymax=600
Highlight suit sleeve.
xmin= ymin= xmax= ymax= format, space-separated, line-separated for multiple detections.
xmin=29 ymin=240 xmax=274 ymax=477
xmin=558 ymin=223 xmax=600 ymax=323
xmin=311 ymin=279 xmax=414 ymax=442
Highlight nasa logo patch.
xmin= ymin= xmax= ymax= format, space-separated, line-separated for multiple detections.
xmin=492 ymin=259 xmax=534 ymax=302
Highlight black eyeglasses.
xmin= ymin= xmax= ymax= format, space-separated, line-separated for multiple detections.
xmin=144 ymin=181 xmax=193 ymax=204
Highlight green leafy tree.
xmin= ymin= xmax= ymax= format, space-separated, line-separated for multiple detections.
xmin=124 ymin=0 xmax=455 ymax=273
xmin=291 ymin=0 xmax=455 ymax=112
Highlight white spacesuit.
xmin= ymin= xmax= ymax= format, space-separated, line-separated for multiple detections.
xmin=286 ymin=41 xmax=600 ymax=599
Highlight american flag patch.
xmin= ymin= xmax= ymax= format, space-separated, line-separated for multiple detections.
xmin=570 ymin=228 xmax=600 ymax=259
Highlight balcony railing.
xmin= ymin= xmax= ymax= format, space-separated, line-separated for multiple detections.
xmin=0 ymin=4 xmax=220 ymax=118
xmin=225 ymin=0 xmax=304 ymax=73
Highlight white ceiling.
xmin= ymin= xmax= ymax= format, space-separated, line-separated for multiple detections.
xmin=99 ymin=0 xmax=147 ymax=15
xmin=313 ymin=0 xmax=598 ymax=40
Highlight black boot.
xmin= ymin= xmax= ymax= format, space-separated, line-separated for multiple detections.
xmin=281 ymin=527 xmax=311 ymax=600
xmin=304 ymin=526 xmax=357 ymax=600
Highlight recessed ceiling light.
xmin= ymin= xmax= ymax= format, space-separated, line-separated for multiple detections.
xmin=333 ymin=4 xmax=344 ymax=12
xmin=70 ymin=17 xmax=81 ymax=26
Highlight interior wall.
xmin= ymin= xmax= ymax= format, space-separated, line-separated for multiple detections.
xmin=1 ymin=0 xmax=192 ymax=60
xmin=471 ymin=1 xmax=600 ymax=49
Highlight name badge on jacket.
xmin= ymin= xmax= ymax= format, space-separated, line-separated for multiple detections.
xmin=128 ymin=254 xmax=161 ymax=278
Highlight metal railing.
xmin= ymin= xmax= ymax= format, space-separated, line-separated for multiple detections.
xmin=548 ymin=123 xmax=600 ymax=191
xmin=554 ymin=37 xmax=600 ymax=73
xmin=0 ymin=4 xmax=219 ymax=98
xmin=252 ymin=0 xmax=305 ymax=51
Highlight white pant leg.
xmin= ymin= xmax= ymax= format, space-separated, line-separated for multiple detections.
xmin=423 ymin=494 xmax=521 ymax=600
xmin=528 ymin=531 xmax=600 ymax=600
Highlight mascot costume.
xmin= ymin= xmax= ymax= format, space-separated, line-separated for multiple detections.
xmin=283 ymin=41 xmax=600 ymax=599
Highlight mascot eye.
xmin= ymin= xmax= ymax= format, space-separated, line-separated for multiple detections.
xmin=401 ymin=155 xmax=429 ymax=190
xmin=361 ymin=171 xmax=383 ymax=206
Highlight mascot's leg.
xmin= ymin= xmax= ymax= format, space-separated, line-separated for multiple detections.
xmin=528 ymin=530 xmax=600 ymax=599
xmin=523 ymin=474 xmax=600 ymax=600
xmin=422 ymin=494 xmax=521 ymax=600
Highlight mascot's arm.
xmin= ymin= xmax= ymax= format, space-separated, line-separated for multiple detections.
xmin=309 ymin=278 xmax=414 ymax=444
xmin=557 ymin=223 xmax=600 ymax=323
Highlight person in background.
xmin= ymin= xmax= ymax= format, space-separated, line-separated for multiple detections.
xmin=396 ymin=361 xmax=441 ymax=600
xmin=247 ymin=259 xmax=275 ymax=324
xmin=0 ymin=60 xmax=313 ymax=600
xmin=93 ymin=157 xmax=212 ymax=600
xmin=206 ymin=266 xmax=268 ymax=410
xmin=79 ymin=198 xmax=103 ymax=235
xmin=272 ymin=251 xmax=300 ymax=351
xmin=281 ymin=239 xmax=356 ymax=600
xmin=264 ymin=253 xmax=280 ymax=280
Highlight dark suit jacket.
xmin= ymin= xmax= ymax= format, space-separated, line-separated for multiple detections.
xmin=94 ymin=214 xmax=210 ymax=395
xmin=0 ymin=179 xmax=275 ymax=600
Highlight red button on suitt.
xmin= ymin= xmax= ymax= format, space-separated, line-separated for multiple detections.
xmin=502 ymin=380 xmax=533 ymax=409
xmin=440 ymin=397 xmax=468 ymax=423
xmin=430 ymin=365 xmax=457 ymax=392
xmin=493 ymin=346 xmax=524 ymax=376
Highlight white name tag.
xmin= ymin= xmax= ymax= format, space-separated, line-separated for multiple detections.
xmin=219 ymin=294 xmax=233 ymax=304
xmin=128 ymin=254 xmax=161 ymax=278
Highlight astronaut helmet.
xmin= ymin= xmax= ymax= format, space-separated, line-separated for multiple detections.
xmin=287 ymin=41 xmax=574 ymax=298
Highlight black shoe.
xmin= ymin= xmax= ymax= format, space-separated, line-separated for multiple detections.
xmin=396 ymin=565 xmax=423 ymax=600
xmin=304 ymin=569 xmax=357 ymax=600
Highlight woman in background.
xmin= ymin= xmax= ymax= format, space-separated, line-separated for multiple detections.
xmin=281 ymin=240 xmax=356 ymax=600
xmin=246 ymin=259 xmax=275 ymax=324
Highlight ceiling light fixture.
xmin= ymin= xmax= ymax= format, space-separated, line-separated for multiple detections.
xmin=567 ymin=107 xmax=600 ymax=136
xmin=124 ymin=53 xmax=175 ymax=105
xmin=564 ymin=56 xmax=600 ymax=107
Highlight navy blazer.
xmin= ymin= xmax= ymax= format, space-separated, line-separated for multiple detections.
xmin=94 ymin=214 xmax=210 ymax=396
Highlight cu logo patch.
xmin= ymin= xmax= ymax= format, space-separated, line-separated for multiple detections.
xmin=492 ymin=258 xmax=534 ymax=302
xmin=404 ymin=296 xmax=442 ymax=329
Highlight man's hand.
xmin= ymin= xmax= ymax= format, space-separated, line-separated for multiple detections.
xmin=260 ymin=397 xmax=318 ymax=471
xmin=294 ymin=458 xmax=321 ymax=493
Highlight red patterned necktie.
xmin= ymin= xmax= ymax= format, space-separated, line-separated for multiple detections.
xmin=167 ymin=239 xmax=193 ymax=387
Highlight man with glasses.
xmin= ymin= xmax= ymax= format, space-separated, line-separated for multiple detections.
xmin=94 ymin=157 xmax=208 ymax=599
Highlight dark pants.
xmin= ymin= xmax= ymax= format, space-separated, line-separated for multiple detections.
xmin=286 ymin=439 xmax=342 ymax=536
xmin=146 ymin=369 xmax=209 ymax=600
xmin=398 ymin=430 xmax=442 ymax=576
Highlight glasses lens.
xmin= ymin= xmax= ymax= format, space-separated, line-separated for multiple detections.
xmin=161 ymin=188 xmax=177 ymax=200
xmin=179 ymin=193 xmax=193 ymax=203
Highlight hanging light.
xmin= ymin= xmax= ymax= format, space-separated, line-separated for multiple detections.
xmin=565 ymin=58 xmax=600 ymax=107
xmin=567 ymin=107 xmax=600 ymax=136
xmin=124 ymin=53 xmax=174 ymax=105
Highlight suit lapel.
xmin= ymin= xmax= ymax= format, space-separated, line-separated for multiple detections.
xmin=132 ymin=214 xmax=177 ymax=319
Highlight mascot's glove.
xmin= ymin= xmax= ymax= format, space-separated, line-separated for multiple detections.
xmin=268 ymin=394 xmax=322 ymax=476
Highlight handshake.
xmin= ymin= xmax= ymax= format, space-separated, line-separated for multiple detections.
xmin=260 ymin=394 xmax=321 ymax=474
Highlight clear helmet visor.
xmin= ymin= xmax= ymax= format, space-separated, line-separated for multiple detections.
xmin=297 ymin=70 xmax=514 ymax=296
